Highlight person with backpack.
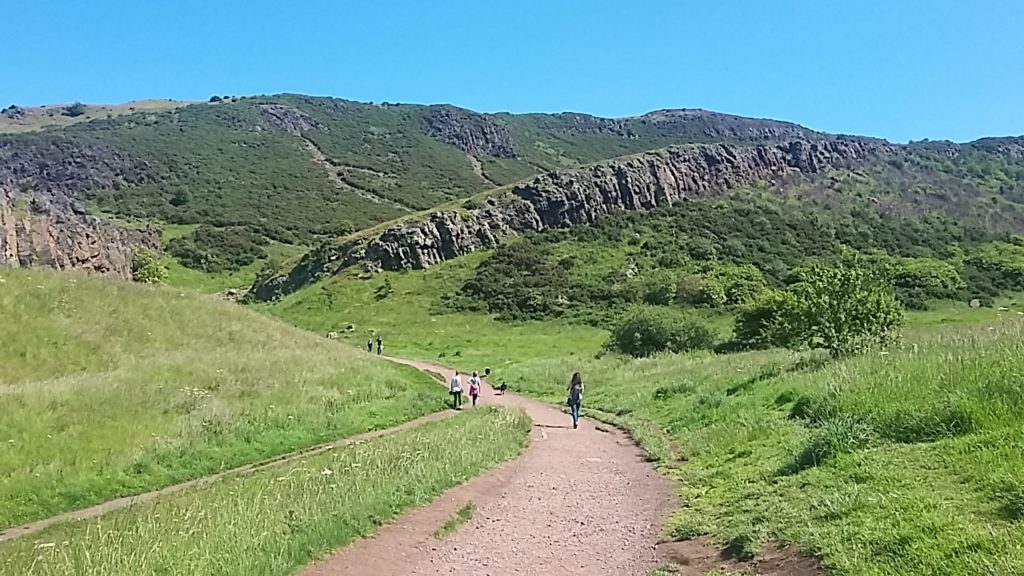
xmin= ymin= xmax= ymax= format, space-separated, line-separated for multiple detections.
xmin=468 ymin=371 xmax=482 ymax=407
xmin=567 ymin=372 xmax=584 ymax=429
xmin=376 ymin=336 xmax=383 ymax=355
xmin=449 ymin=371 xmax=463 ymax=410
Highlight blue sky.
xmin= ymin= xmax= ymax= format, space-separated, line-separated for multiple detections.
xmin=3 ymin=0 xmax=1021 ymax=142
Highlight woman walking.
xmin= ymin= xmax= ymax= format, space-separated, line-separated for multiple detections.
xmin=468 ymin=371 xmax=482 ymax=407
xmin=567 ymin=372 xmax=584 ymax=429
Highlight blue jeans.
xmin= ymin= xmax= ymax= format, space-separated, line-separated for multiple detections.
xmin=569 ymin=401 xmax=581 ymax=426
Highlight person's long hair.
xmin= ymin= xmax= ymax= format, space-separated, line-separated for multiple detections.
xmin=570 ymin=372 xmax=582 ymax=387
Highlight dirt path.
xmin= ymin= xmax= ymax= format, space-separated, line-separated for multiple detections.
xmin=0 ymin=407 xmax=458 ymax=543
xmin=302 ymin=357 xmax=675 ymax=576
xmin=301 ymin=138 xmax=413 ymax=211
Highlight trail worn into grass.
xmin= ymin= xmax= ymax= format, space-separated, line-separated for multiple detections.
xmin=302 ymin=357 xmax=675 ymax=576
xmin=0 ymin=408 xmax=457 ymax=543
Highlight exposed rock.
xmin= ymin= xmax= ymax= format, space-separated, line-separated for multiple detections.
xmin=0 ymin=137 xmax=159 ymax=278
xmin=250 ymin=138 xmax=898 ymax=300
xmin=639 ymin=108 xmax=825 ymax=143
xmin=1 ymin=105 xmax=26 ymax=120
xmin=422 ymin=105 xmax=516 ymax=158
xmin=257 ymin=104 xmax=326 ymax=135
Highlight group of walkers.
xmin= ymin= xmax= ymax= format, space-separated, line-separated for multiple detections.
xmin=367 ymin=336 xmax=383 ymax=355
xmin=448 ymin=368 xmax=586 ymax=429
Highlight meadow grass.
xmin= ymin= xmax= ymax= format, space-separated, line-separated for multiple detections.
xmin=0 ymin=267 xmax=449 ymax=527
xmin=265 ymin=259 xmax=1024 ymax=575
xmin=0 ymin=407 xmax=530 ymax=576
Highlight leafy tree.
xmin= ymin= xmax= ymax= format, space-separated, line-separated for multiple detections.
xmin=784 ymin=253 xmax=904 ymax=357
xmin=607 ymin=306 xmax=715 ymax=358
xmin=131 ymin=248 xmax=168 ymax=284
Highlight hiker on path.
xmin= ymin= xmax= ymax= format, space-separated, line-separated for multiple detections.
xmin=567 ymin=372 xmax=584 ymax=429
xmin=376 ymin=336 xmax=383 ymax=355
xmin=367 ymin=339 xmax=373 ymax=353
xmin=468 ymin=371 xmax=482 ymax=407
xmin=449 ymin=371 xmax=463 ymax=409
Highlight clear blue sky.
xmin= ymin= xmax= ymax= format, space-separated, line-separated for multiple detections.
xmin=3 ymin=0 xmax=1022 ymax=142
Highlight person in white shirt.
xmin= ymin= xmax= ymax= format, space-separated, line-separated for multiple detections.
xmin=449 ymin=372 xmax=463 ymax=410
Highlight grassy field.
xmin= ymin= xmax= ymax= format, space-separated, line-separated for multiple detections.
xmin=0 ymin=267 xmax=450 ymax=528
xmin=265 ymin=258 xmax=1024 ymax=575
xmin=0 ymin=407 xmax=530 ymax=576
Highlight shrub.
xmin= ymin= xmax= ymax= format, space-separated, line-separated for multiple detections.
xmin=607 ymin=306 xmax=715 ymax=358
xmin=458 ymin=241 xmax=569 ymax=320
xmin=785 ymin=252 xmax=905 ymax=357
xmin=731 ymin=289 xmax=800 ymax=350
xmin=167 ymin=225 xmax=268 ymax=273
xmin=131 ymin=248 xmax=168 ymax=284
xmin=62 ymin=102 xmax=87 ymax=117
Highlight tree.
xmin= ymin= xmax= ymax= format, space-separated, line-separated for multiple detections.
xmin=607 ymin=306 xmax=715 ymax=358
xmin=785 ymin=253 xmax=904 ymax=357
xmin=131 ymin=248 xmax=168 ymax=284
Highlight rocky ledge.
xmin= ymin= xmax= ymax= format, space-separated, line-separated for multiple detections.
xmin=0 ymin=138 xmax=159 ymax=278
xmin=251 ymin=138 xmax=898 ymax=299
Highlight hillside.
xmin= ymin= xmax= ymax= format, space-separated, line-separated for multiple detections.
xmin=0 ymin=95 xmax=823 ymax=280
xmin=252 ymin=136 xmax=1024 ymax=300
xmin=0 ymin=266 xmax=447 ymax=528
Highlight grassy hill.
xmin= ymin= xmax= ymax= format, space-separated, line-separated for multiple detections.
xmin=0 ymin=95 xmax=825 ymax=281
xmin=0 ymin=266 xmax=450 ymax=528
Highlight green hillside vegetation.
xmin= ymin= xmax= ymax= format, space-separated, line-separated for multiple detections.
xmin=260 ymin=197 xmax=1024 ymax=574
xmin=0 ymin=100 xmax=188 ymax=134
xmin=2 ymin=96 xmax=824 ymax=277
xmin=0 ymin=267 xmax=448 ymax=528
xmin=0 ymin=408 xmax=530 ymax=576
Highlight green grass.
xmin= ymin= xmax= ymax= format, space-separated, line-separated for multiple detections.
xmin=0 ymin=267 xmax=450 ymax=528
xmin=260 ymin=252 xmax=605 ymax=373
xmin=432 ymin=502 xmax=476 ymax=539
xmin=163 ymin=241 xmax=308 ymax=294
xmin=0 ymin=407 xmax=530 ymax=576
xmin=263 ymin=255 xmax=1024 ymax=575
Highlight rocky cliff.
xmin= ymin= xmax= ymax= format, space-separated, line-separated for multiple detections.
xmin=251 ymin=138 xmax=898 ymax=299
xmin=0 ymin=137 xmax=159 ymax=278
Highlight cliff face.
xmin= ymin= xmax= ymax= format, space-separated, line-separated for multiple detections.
xmin=252 ymin=138 xmax=897 ymax=299
xmin=0 ymin=138 xmax=159 ymax=278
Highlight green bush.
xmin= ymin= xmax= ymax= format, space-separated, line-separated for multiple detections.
xmin=167 ymin=226 xmax=268 ymax=273
xmin=607 ymin=306 xmax=716 ymax=357
xmin=731 ymin=289 xmax=800 ymax=350
xmin=786 ymin=253 xmax=905 ymax=357
xmin=458 ymin=241 xmax=569 ymax=320
xmin=131 ymin=248 xmax=168 ymax=284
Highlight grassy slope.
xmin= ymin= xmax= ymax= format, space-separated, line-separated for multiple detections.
xmin=0 ymin=100 xmax=188 ymax=134
xmin=0 ymin=407 xmax=530 ymax=576
xmin=265 ymin=258 xmax=1024 ymax=575
xmin=0 ymin=267 xmax=450 ymax=528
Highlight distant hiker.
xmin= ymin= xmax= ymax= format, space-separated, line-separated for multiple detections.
xmin=367 ymin=339 xmax=373 ymax=353
xmin=484 ymin=367 xmax=491 ymax=378
xmin=449 ymin=371 xmax=463 ymax=409
xmin=468 ymin=371 xmax=482 ymax=407
xmin=376 ymin=336 xmax=383 ymax=355
xmin=497 ymin=381 xmax=508 ymax=395
xmin=567 ymin=372 xmax=584 ymax=429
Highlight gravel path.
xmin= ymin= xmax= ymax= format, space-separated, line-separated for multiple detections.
xmin=302 ymin=357 xmax=675 ymax=576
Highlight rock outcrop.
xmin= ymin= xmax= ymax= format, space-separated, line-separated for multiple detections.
xmin=257 ymin=104 xmax=326 ymax=135
xmin=251 ymin=138 xmax=898 ymax=299
xmin=422 ymin=105 xmax=516 ymax=158
xmin=0 ymin=137 xmax=159 ymax=278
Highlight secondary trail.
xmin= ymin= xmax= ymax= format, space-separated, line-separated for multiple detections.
xmin=0 ymin=404 xmax=459 ymax=543
xmin=303 ymin=357 xmax=674 ymax=576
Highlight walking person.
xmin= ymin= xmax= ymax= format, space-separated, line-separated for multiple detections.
xmin=367 ymin=339 xmax=373 ymax=353
xmin=376 ymin=336 xmax=383 ymax=355
xmin=468 ymin=371 xmax=482 ymax=407
xmin=449 ymin=371 xmax=463 ymax=410
xmin=567 ymin=372 xmax=584 ymax=429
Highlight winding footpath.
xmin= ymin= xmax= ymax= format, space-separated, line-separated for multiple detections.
xmin=302 ymin=357 xmax=674 ymax=576
xmin=1 ymin=356 xmax=674 ymax=575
